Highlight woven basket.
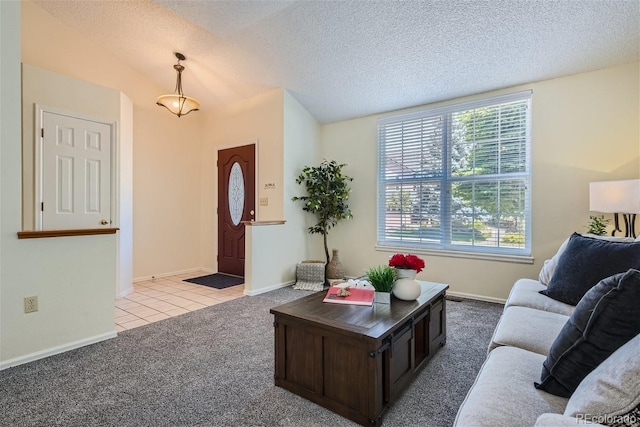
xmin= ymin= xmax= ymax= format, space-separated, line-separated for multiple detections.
xmin=293 ymin=261 xmax=326 ymax=291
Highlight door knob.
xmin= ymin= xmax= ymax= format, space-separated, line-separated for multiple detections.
xmin=101 ymin=219 xmax=109 ymax=225
xmin=250 ymin=210 xmax=255 ymax=215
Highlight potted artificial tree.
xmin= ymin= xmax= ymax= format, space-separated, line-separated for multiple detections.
xmin=292 ymin=160 xmax=353 ymax=282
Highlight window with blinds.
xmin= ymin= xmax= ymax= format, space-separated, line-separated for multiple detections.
xmin=377 ymin=91 xmax=531 ymax=256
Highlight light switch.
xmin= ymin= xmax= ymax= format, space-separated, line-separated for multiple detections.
xmin=259 ymin=197 xmax=268 ymax=206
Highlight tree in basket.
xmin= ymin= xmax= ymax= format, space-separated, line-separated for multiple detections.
xmin=292 ymin=160 xmax=353 ymax=279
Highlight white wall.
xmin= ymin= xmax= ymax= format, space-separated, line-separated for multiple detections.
xmin=283 ymin=91 xmax=324 ymax=262
xmin=21 ymin=63 xmax=134 ymax=298
xmin=321 ymin=62 xmax=640 ymax=301
xmin=21 ymin=64 xmax=122 ymax=228
xmin=1 ymin=1 xmax=116 ymax=369
xmin=22 ymin=1 xmax=205 ymax=280
xmin=200 ymin=89 xmax=321 ymax=294
xmin=200 ymin=89 xmax=286 ymax=274
xmin=245 ymin=91 xmax=322 ymax=295
xmin=117 ymin=92 xmax=134 ymax=296
xmin=131 ymin=107 xmax=203 ymax=279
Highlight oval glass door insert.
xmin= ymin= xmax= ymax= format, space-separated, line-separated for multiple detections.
xmin=228 ymin=162 xmax=245 ymax=226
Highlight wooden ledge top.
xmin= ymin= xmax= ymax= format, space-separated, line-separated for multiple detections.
xmin=242 ymin=220 xmax=286 ymax=226
xmin=17 ymin=228 xmax=119 ymax=239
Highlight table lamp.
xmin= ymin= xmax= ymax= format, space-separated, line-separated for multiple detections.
xmin=589 ymin=179 xmax=640 ymax=238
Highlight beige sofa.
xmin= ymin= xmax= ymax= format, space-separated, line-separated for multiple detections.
xmin=454 ymin=234 xmax=640 ymax=427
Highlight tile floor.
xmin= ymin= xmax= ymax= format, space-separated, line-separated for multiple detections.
xmin=114 ymin=271 xmax=244 ymax=332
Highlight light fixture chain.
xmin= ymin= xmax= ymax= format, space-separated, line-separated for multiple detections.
xmin=174 ymin=63 xmax=185 ymax=96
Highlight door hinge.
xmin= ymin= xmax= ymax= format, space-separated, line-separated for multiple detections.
xmin=216 ymin=255 xmax=219 ymax=261
xmin=41 ymin=202 xmax=44 ymax=211
xmin=41 ymin=128 xmax=44 ymax=138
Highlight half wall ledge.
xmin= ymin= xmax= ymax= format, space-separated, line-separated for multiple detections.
xmin=242 ymin=220 xmax=286 ymax=226
xmin=17 ymin=228 xmax=119 ymax=239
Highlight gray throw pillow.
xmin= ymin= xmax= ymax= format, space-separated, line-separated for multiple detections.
xmin=535 ymin=269 xmax=640 ymax=397
xmin=564 ymin=333 xmax=640 ymax=425
xmin=540 ymin=233 xmax=640 ymax=305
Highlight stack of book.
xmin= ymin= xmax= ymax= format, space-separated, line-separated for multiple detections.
xmin=322 ymin=286 xmax=375 ymax=306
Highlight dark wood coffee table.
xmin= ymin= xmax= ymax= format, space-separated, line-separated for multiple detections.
xmin=270 ymin=281 xmax=448 ymax=426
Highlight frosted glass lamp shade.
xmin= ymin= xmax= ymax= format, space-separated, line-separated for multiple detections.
xmin=589 ymin=179 xmax=640 ymax=214
xmin=156 ymin=94 xmax=200 ymax=117
xmin=156 ymin=52 xmax=200 ymax=118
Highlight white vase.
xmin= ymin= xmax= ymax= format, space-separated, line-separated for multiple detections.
xmin=393 ymin=269 xmax=422 ymax=300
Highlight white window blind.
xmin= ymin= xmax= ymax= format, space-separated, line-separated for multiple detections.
xmin=377 ymin=91 xmax=532 ymax=256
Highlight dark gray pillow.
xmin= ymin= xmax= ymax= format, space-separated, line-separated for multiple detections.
xmin=540 ymin=233 xmax=640 ymax=305
xmin=535 ymin=269 xmax=640 ymax=397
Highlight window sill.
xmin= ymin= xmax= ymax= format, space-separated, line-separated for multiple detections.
xmin=375 ymin=245 xmax=534 ymax=264
xmin=17 ymin=228 xmax=119 ymax=239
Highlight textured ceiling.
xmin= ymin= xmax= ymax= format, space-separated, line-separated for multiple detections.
xmin=33 ymin=0 xmax=640 ymax=124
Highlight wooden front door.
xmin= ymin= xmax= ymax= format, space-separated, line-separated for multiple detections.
xmin=217 ymin=144 xmax=255 ymax=276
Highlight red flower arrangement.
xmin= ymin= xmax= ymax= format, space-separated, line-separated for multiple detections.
xmin=389 ymin=253 xmax=425 ymax=273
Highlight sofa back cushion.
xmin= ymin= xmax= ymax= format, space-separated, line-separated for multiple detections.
xmin=564 ymin=333 xmax=640 ymax=425
xmin=538 ymin=234 xmax=636 ymax=286
xmin=535 ymin=269 xmax=640 ymax=397
xmin=540 ymin=233 xmax=640 ymax=305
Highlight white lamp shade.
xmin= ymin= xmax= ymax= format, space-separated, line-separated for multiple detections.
xmin=156 ymin=94 xmax=200 ymax=117
xmin=589 ymin=179 xmax=640 ymax=214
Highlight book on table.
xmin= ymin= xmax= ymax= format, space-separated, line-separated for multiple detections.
xmin=323 ymin=286 xmax=375 ymax=306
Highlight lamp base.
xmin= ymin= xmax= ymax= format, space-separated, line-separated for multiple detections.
xmin=612 ymin=213 xmax=637 ymax=238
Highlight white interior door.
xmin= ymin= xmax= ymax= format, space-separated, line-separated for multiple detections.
xmin=41 ymin=111 xmax=112 ymax=230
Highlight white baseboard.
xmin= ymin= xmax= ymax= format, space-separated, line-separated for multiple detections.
xmin=240 ymin=279 xmax=505 ymax=304
xmin=446 ymin=290 xmax=506 ymax=304
xmin=244 ymin=280 xmax=295 ymax=296
xmin=118 ymin=287 xmax=134 ymax=298
xmin=346 ymin=276 xmax=506 ymax=305
xmin=133 ymin=267 xmax=215 ymax=283
xmin=0 ymin=331 xmax=117 ymax=371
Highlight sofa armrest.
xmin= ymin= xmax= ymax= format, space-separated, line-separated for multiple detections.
xmin=535 ymin=413 xmax=605 ymax=426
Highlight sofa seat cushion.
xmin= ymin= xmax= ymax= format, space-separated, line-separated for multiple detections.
xmin=489 ymin=306 xmax=569 ymax=355
xmin=454 ymin=346 xmax=568 ymax=427
xmin=534 ymin=413 xmax=605 ymax=426
xmin=505 ymin=279 xmax=575 ymax=316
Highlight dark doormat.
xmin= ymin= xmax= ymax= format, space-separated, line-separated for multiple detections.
xmin=185 ymin=273 xmax=244 ymax=289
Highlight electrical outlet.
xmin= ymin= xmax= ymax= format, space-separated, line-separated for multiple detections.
xmin=24 ymin=296 xmax=38 ymax=313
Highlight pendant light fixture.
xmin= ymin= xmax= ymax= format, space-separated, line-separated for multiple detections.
xmin=156 ymin=52 xmax=200 ymax=117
